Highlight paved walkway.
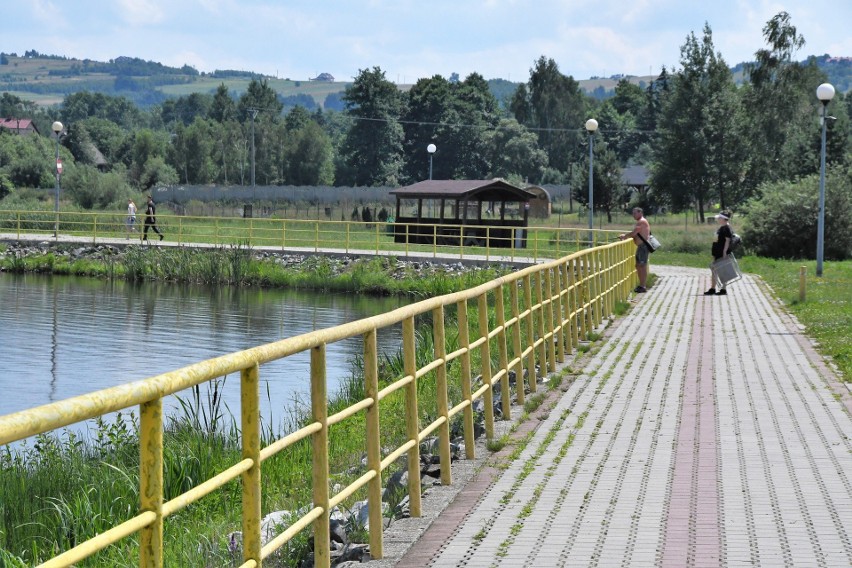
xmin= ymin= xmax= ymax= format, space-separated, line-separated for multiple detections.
xmin=396 ymin=265 xmax=852 ymax=567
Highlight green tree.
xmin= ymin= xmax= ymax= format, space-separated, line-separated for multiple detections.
xmin=486 ymin=119 xmax=547 ymax=182
xmin=402 ymin=75 xmax=451 ymax=181
xmin=512 ymin=57 xmax=589 ymax=176
xmin=743 ymin=166 xmax=852 ymax=259
xmin=285 ymin=119 xmax=335 ymax=185
xmin=209 ymin=84 xmax=237 ymax=123
xmin=442 ymin=73 xmax=498 ymax=179
xmin=62 ymin=92 xmax=144 ymax=129
xmin=64 ymin=164 xmax=131 ymax=209
xmin=167 ymin=118 xmax=217 ymax=184
xmin=339 ymin=67 xmax=405 ymax=186
xmin=652 ymin=24 xmax=747 ymax=218
xmin=598 ymin=79 xmax=649 ymax=165
xmin=129 ymin=128 xmax=171 ymax=188
xmin=161 ymin=92 xmax=212 ymax=126
xmin=573 ymin=143 xmax=625 ymax=223
xmin=238 ymin=79 xmax=283 ymax=185
xmin=741 ymin=12 xmax=829 ymax=188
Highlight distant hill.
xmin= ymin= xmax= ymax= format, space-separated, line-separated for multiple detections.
xmin=1 ymin=50 xmax=849 ymax=110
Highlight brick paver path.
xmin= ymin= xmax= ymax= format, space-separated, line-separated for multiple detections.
xmin=404 ymin=266 xmax=852 ymax=567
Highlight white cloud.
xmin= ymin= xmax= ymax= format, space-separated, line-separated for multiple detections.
xmin=116 ymin=0 xmax=165 ymax=26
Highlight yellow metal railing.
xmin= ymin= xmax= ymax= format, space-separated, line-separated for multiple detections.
xmin=0 ymin=209 xmax=620 ymax=262
xmin=0 ymin=239 xmax=636 ymax=567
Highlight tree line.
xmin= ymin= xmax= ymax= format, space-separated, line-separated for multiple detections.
xmin=1 ymin=12 xmax=850 ymax=228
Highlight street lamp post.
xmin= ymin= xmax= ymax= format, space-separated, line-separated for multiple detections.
xmin=585 ymin=119 xmax=598 ymax=242
xmin=52 ymin=121 xmax=63 ymax=238
xmin=427 ymin=143 xmax=436 ymax=180
xmin=816 ymin=83 xmax=835 ymax=277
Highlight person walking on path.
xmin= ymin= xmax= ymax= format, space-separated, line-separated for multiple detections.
xmin=142 ymin=195 xmax=163 ymax=241
xmin=705 ymin=210 xmax=733 ymax=295
xmin=125 ymin=199 xmax=137 ymax=239
xmin=619 ymin=207 xmax=651 ymax=293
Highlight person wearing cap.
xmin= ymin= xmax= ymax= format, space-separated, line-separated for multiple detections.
xmin=619 ymin=207 xmax=651 ymax=293
xmin=705 ymin=210 xmax=733 ymax=295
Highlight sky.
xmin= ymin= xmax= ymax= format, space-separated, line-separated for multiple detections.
xmin=4 ymin=0 xmax=851 ymax=84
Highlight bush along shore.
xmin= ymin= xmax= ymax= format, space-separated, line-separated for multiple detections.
xmin=0 ymin=240 xmax=552 ymax=566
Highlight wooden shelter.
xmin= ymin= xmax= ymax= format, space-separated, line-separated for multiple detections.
xmin=389 ymin=179 xmax=535 ymax=248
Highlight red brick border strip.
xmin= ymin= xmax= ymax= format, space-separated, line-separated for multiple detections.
xmin=661 ymin=294 xmax=721 ymax=567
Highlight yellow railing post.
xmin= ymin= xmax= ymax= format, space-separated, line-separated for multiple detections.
xmin=485 ymin=226 xmax=491 ymax=261
xmin=580 ymin=258 xmax=590 ymax=340
xmin=346 ymin=222 xmax=351 ymax=253
xmin=457 ymin=299 xmax=475 ymax=459
xmin=494 ymin=285 xmax=511 ymax=419
xmin=477 ymin=293 xmax=495 ymax=439
xmin=402 ymin=316 xmax=422 ymax=517
xmin=523 ymin=274 xmax=537 ymax=393
xmin=363 ymin=329 xmax=384 ymax=558
xmin=314 ymin=222 xmax=320 ymax=253
xmin=567 ymin=258 xmax=578 ymax=351
xmin=544 ymin=268 xmax=557 ymax=370
xmin=375 ymin=222 xmax=380 ymax=254
xmin=241 ymin=363 xmax=262 ymax=566
xmin=311 ymin=344 xmax=331 ymax=568
xmin=595 ymin=249 xmax=604 ymax=327
xmin=535 ymin=272 xmax=548 ymax=374
xmin=139 ymin=398 xmax=163 ymax=568
xmin=433 ymin=224 xmax=438 ymax=258
xmin=509 ymin=283 xmax=525 ymax=405
xmin=554 ymin=264 xmax=566 ymax=364
xmin=432 ymin=306 xmax=452 ymax=485
xmin=281 ymin=219 xmax=287 ymax=249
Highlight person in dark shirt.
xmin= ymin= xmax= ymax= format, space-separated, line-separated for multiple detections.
xmin=704 ymin=210 xmax=733 ymax=295
xmin=143 ymin=195 xmax=164 ymax=241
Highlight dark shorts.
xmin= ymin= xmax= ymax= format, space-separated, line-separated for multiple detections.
xmin=635 ymin=243 xmax=650 ymax=266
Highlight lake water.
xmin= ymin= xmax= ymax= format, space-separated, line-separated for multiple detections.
xmin=0 ymin=273 xmax=406 ymax=435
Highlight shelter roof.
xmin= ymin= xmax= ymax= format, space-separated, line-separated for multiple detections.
xmin=390 ymin=179 xmax=536 ymax=200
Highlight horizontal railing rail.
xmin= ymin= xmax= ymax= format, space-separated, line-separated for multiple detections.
xmin=0 ymin=209 xmax=621 ymax=262
xmin=0 ymin=237 xmax=636 ymax=567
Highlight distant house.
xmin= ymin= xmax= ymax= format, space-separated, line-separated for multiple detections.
xmin=85 ymin=141 xmax=109 ymax=171
xmin=0 ymin=118 xmax=39 ymax=136
xmin=622 ymin=165 xmax=651 ymax=201
xmin=310 ymin=72 xmax=335 ymax=82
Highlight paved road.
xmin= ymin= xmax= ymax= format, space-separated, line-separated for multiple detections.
xmin=396 ymin=265 xmax=852 ymax=567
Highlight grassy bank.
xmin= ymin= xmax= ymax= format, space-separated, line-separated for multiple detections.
xmin=0 ymin=243 xmax=510 ymax=299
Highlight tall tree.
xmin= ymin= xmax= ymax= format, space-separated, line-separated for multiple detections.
xmin=339 ymin=67 xmax=405 ymax=186
xmin=512 ymin=57 xmax=589 ymax=176
xmin=402 ymin=75 xmax=451 ymax=182
xmin=486 ymin=119 xmax=548 ymax=182
xmin=741 ymin=12 xmax=826 ymax=188
xmin=652 ymin=24 xmax=747 ymax=217
xmin=210 ymin=84 xmax=237 ymax=123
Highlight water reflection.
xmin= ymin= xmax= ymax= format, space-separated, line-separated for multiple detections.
xmin=0 ymin=273 xmax=405 ymax=432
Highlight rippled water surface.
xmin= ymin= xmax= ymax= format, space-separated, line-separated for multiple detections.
xmin=0 ymin=273 xmax=405 ymax=431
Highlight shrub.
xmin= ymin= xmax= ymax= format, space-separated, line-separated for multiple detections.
xmin=742 ymin=167 xmax=852 ymax=260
